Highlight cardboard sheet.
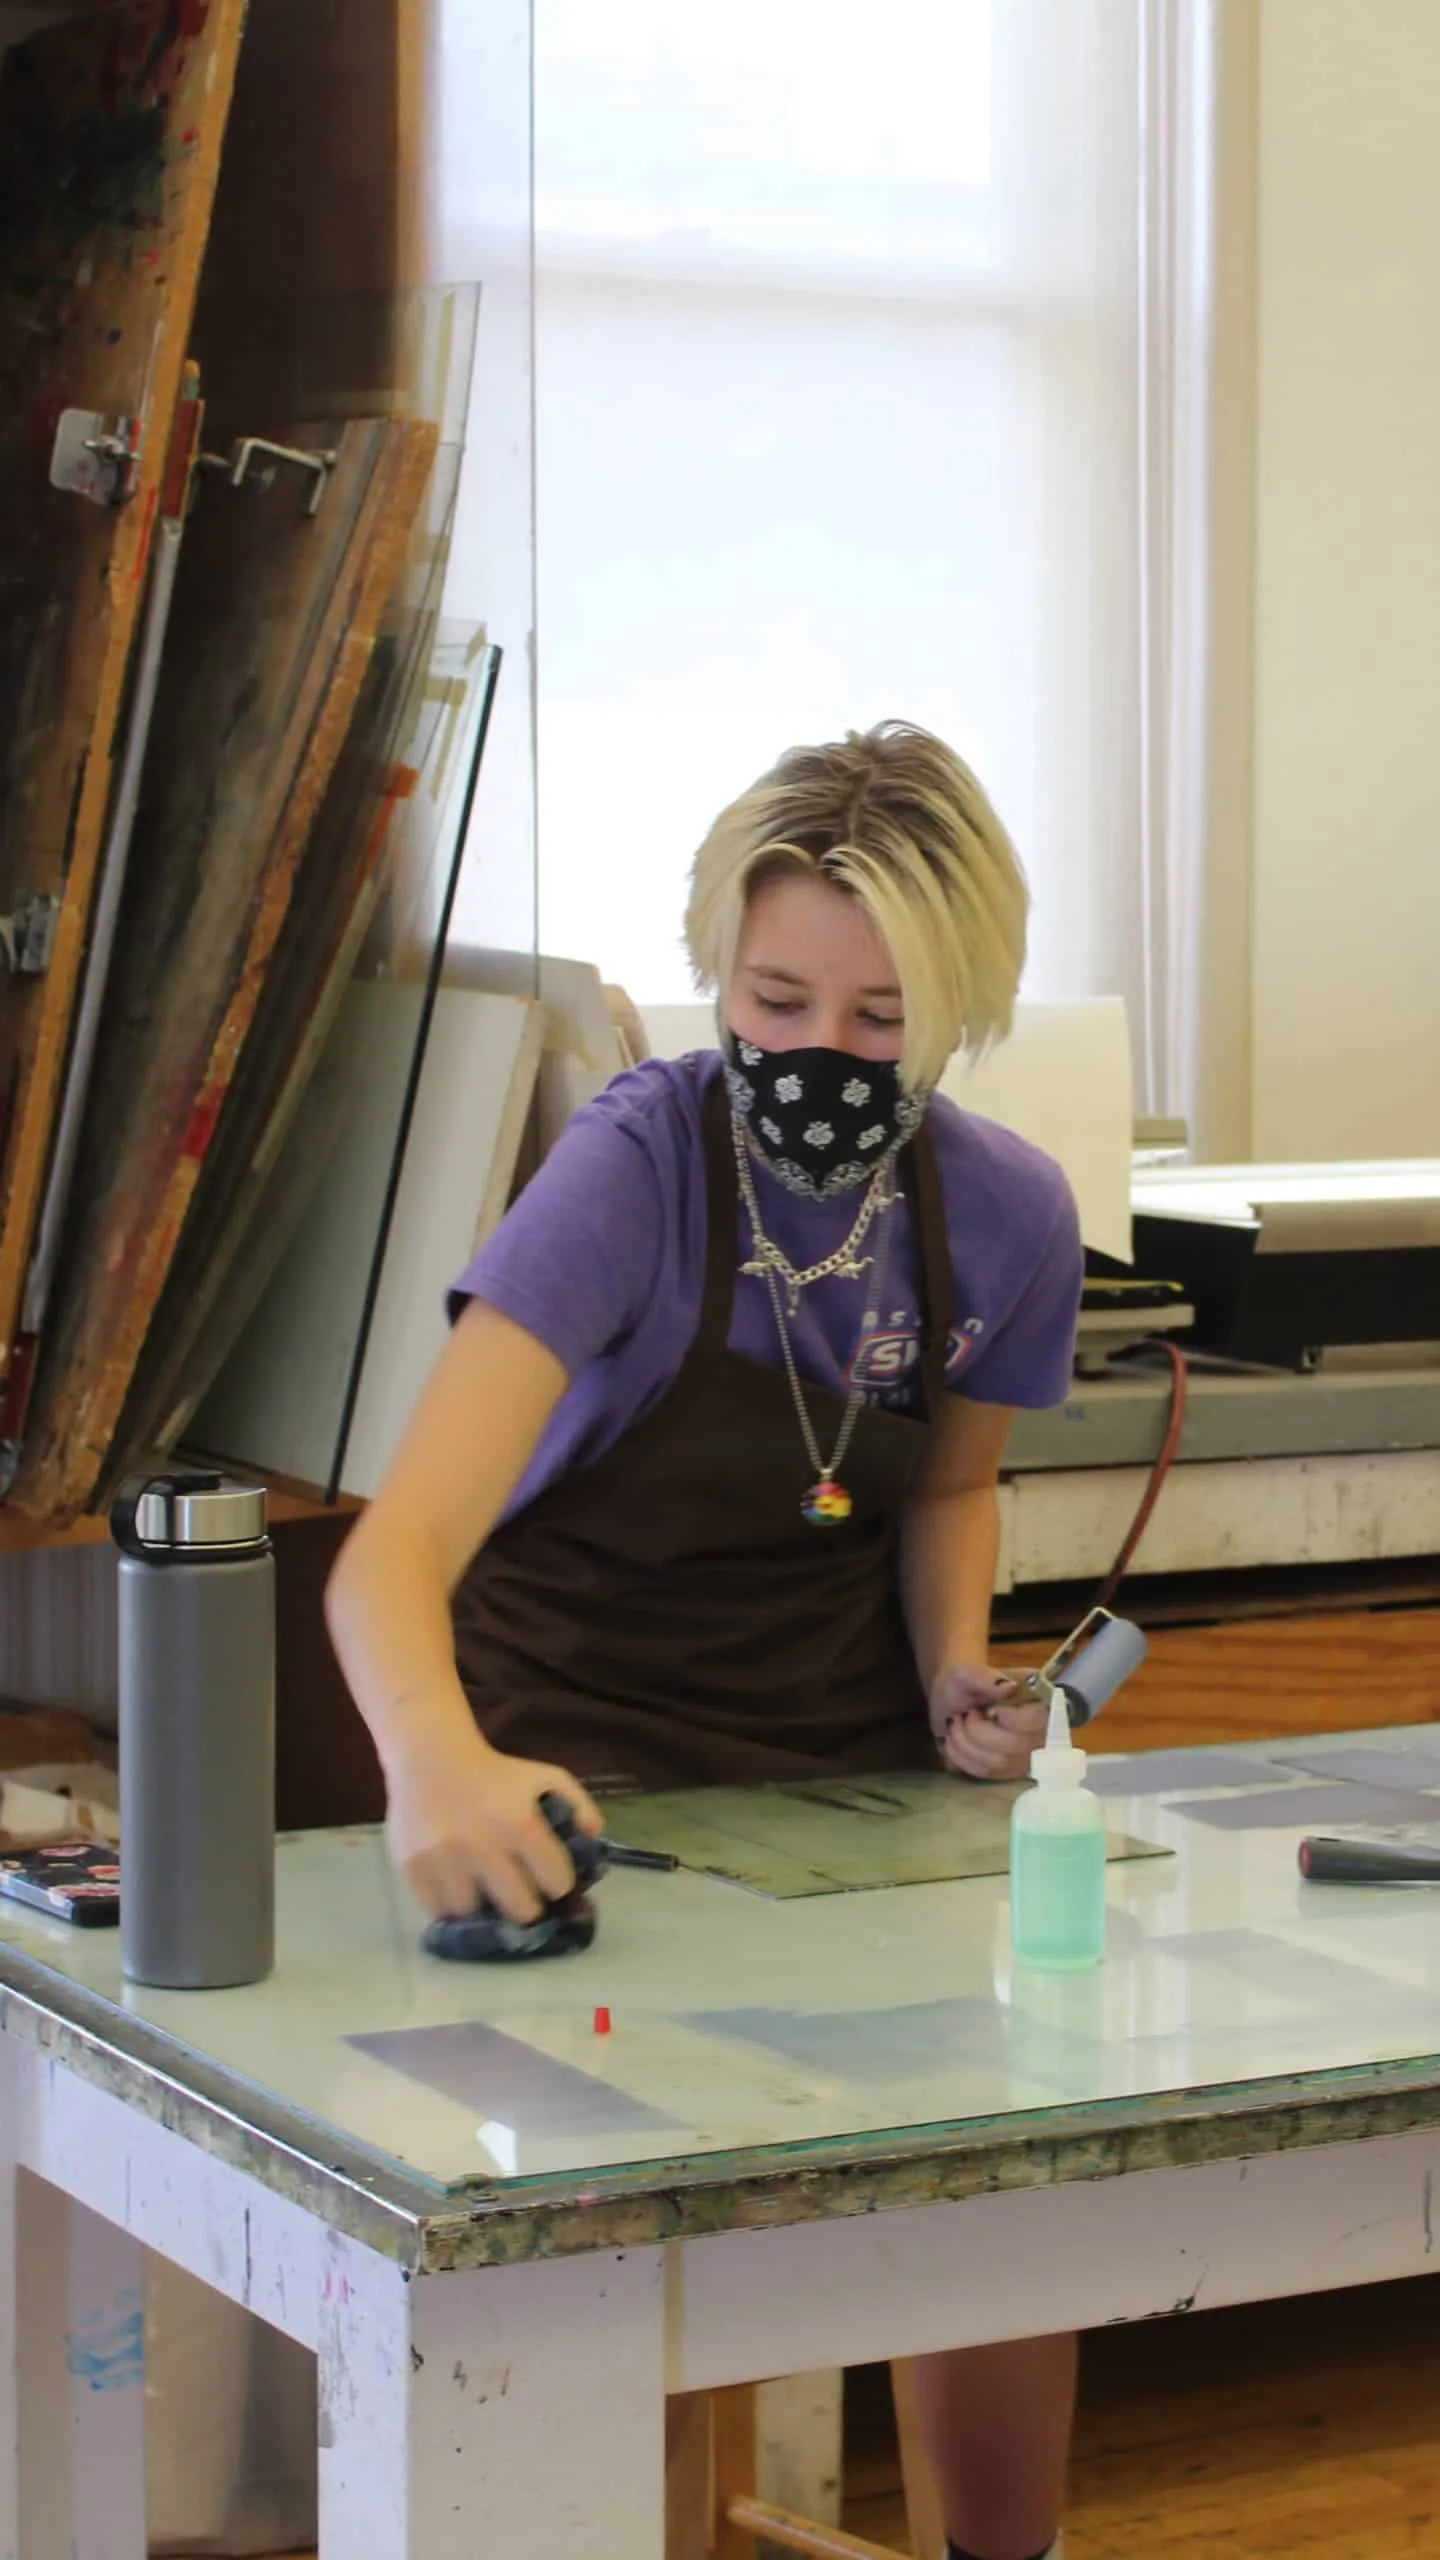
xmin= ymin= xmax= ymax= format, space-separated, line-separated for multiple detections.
xmin=939 ymin=1000 xmax=1134 ymax=1262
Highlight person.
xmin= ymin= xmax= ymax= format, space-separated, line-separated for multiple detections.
xmin=327 ymin=720 xmax=1084 ymax=2560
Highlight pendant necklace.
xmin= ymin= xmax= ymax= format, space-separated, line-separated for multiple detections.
xmin=733 ymin=1112 xmax=896 ymax=1527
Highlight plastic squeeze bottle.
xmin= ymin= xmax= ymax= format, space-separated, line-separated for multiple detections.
xmin=1009 ymin=1689 xmax=1107 ymax=1969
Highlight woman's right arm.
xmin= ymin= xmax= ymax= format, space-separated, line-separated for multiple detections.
xmin=325 ymin=1297 xmax=600 ymax=1922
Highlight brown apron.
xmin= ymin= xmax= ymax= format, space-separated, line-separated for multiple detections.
xmin=452 ymin=1079 xmax=954 ymax=1789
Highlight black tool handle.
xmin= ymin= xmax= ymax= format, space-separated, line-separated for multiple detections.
xmin=534 ymin=1792 xmax=677 ymax=1877
xmin=1299 ymin=1835 xmax=1440 ymax=1883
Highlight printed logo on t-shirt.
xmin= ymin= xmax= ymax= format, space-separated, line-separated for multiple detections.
xmin=850 ymin=1315 xmax=985 ymax=1406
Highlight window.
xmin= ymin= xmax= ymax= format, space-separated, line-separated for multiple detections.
xmin=531 ymin=2 xmax=1149 ymax=1015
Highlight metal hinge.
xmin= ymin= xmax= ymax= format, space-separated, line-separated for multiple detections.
xmin=198 ymin=435 xmax=338 ymax=516
xmin=0 ymin=891 xmax=61 ymax=977
xmin=50 ymin=409 xmax=143 ymax=506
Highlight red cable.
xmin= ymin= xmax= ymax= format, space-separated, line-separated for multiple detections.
xmin=1093 ymin=1338 xmax=1189 ymax=1612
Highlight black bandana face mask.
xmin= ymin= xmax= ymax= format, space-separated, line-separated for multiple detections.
xmin=722 ymin=1028 xmax=929 ymax=1201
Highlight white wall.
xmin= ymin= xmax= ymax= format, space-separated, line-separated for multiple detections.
xmin=1253 ymin=0 xmax=1440 ymax=1161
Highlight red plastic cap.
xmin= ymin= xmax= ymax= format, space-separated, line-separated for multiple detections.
xmin=593 ymin=2005 xmax=612 ymax=2036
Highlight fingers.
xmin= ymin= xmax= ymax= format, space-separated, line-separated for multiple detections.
xmin=518 ymin=1801 xmax=578 ymax=1906
xmin=403 ymin=1847 xmax=486 ymax=1921
xmin=930 ymin=1664 xmax=1016 ymax=1728
xmin=413 ymin=1828 xmax=568 ymax=1925
xmin=487 ymin=1850 xmax=549 ymax=1925
xmin=988 ymin=1702 xmax=1051 ymax=1741
xmin=397 ymin=1816 xmax=546 ymax=1924
xmin=389 ymin=1754 xmax=599 ymax=1927
xmin=942 ymin=1710 xmax=1036 ymax=1784
xmin=547 ymin=1769 xmax=603 ymax=1835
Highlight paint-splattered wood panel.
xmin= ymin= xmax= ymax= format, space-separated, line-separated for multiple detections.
xmin=12 ymin=411 xmax=436 ymax=1522
xmin=0 ymin=0 xmax=248 ymax=1406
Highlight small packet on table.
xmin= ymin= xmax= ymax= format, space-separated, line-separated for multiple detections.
xmin=0 ymin=1840 xmax=120 ymax=1927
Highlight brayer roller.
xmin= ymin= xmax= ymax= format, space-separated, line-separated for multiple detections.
xmin=1017 ymin=1607 xmax=1149 ymax=1728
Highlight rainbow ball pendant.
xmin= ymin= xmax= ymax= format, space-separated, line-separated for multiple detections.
xmin=803 ymin=1478 xmax=853 ymax=1527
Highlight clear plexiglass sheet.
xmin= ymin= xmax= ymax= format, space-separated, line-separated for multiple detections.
xmin=5 ymin=1732 xmax=1440 ymax=2199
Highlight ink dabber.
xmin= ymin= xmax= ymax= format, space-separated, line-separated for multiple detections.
xmin=1015 ymin=1608 xmax=1150 ymax=1728
xmin=423 ymin=1791 xmax=677 ymax=1963
xmin=1299 ymin=1836 xmax=1440 ymax=1884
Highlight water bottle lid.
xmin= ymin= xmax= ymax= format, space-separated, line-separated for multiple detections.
xmin=111 ymin=1472 xmax=269 ymax=1560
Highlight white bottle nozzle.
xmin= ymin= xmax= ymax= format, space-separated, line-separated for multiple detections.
xmin=1029 ymin=1687 xmax=1088 ymax=1787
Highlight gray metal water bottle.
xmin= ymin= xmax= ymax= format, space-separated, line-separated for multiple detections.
xmin=112 ymin=1473 xmax=275 ymax=1988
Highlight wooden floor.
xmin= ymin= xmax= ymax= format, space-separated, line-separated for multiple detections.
xmin=846 ymin=2277 xmax=1440 ymax=2556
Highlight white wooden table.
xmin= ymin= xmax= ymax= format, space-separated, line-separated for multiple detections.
xmin=6 ymin=1729 xmax=1440 ymax=2556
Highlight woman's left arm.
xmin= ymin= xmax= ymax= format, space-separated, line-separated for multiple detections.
xmin=899 ymin=1395 xmax=1048 ymax=1781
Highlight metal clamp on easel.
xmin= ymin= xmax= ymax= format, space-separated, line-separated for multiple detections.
xmin=48 ymin=416 xmax=336 ymax=517
xmin=196 ymin=436 xmax=338 ymax=515
xmin=0 ymin=891 xmax=60 ymax=978
xmin=48 ymin=410 xmax=144 ymax=506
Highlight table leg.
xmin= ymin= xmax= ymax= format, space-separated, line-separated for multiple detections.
xmin=0 ymin=2056 xmax=19 ymax=2560
xmin=316 ymin=2235 xmax=666 ymax=2558
xmin=0 ymin=2110 xmax=146 ymax=2560
xmin=30 ymin=2179 xmax=147 ymax=2560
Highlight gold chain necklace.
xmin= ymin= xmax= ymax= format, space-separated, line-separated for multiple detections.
xmin=732 ymin=1120 xmax=893 ymax=1317
xmin=733 ymin=1110 xmax=896 ymax=1526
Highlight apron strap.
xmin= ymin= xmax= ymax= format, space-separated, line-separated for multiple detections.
xmin=699 ymin=1071 xmax=740 ymax=1353
xmin=908 ymin=1113 xmax=955 ymax=1414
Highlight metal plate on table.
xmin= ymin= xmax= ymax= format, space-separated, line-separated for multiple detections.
xmin=607 ymin=1770 xmax=1171 ymax=1899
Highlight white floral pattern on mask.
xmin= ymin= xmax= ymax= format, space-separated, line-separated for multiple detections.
xmin=721 ymin=1029 xmax=930 ymax=1200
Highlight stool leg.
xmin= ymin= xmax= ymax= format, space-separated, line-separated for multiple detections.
xmin=714 ymin=2384 xmax=759 ymax=2560
xmin=757 ymin=2372 xmax=843 ymax=2528
xmin=667 ymin=2392 xmax=714 ymax=2560
xmin=891 ymin=2361 xmax=948 ymax=2560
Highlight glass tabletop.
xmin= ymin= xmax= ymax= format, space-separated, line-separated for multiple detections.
xmin=4 ymin=1729 xmax=1440 ymax=2204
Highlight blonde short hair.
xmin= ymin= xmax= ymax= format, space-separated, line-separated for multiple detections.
xmin=684 ymin=721 xmax=1029 ymax=1090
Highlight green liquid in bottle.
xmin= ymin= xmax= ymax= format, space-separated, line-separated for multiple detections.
xmin=1010 ymin=1818 xmax=1107 ymax=1969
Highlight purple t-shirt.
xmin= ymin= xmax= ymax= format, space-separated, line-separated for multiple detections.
xmin=450 ymin=1052 xmax=1082 ymax=1520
